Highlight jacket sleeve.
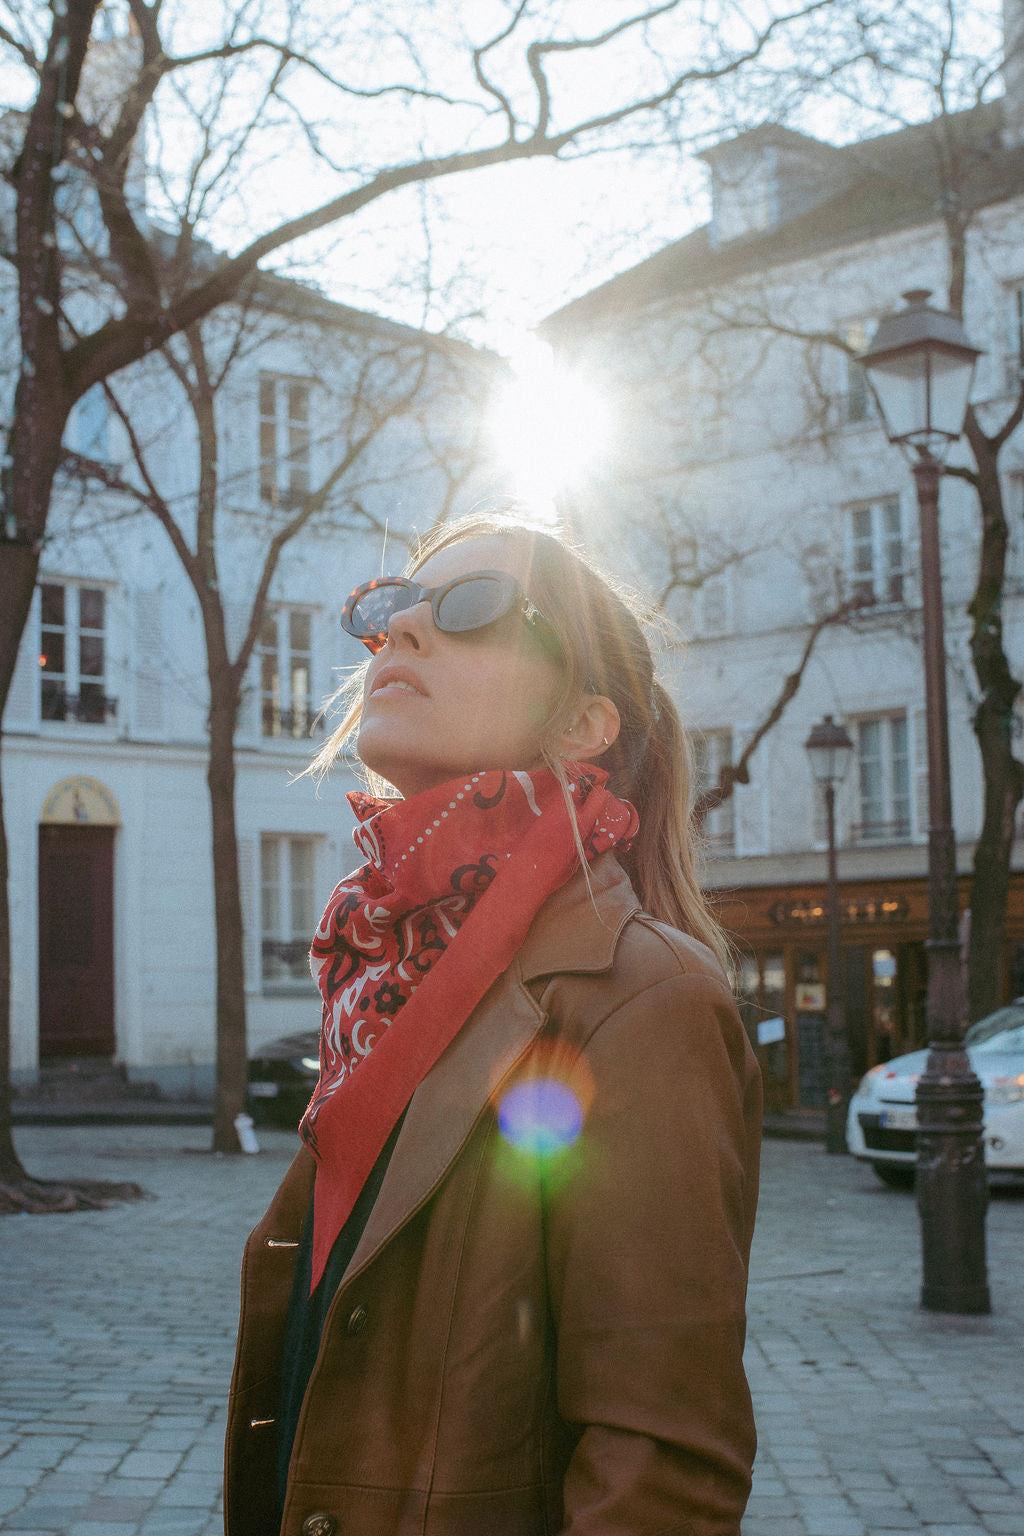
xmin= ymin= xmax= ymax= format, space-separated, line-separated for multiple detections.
xmin=543 ymin=963 xmax=762 ymax=1536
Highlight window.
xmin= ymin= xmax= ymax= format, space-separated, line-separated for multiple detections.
xmin=848 ymin=496 xmax=905 ymax=606
xmin=839 ymin=321 xmax=875 ymax=425
xmin=261 ymin=835 xmax=316 ymax=989
xmin=259 ymin=607 xmax=312 ymax=738
xmin=39 ymin=582 xmax=113 ymax=724
xmin=259 ymin=373 xmax=311 ymax=507
xmin=693 ymin=728 xmax=734 ymax=851
xmin=852 ymin=713 xmax=911 ymax=845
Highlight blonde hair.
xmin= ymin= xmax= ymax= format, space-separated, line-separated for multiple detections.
xmin=308 ymin=513 xmax=727 ymax=968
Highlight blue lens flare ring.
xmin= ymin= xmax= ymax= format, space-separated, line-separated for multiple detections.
xmin=498 ymin=1077 xmax=584 ymax=1155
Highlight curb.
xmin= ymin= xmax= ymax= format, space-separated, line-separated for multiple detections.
xmin=11 ymin=1101 xmax=214 ymax=1127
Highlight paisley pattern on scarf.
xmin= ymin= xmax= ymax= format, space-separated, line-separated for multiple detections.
xmin=299 ymin=763 xmax=637 ymax=1290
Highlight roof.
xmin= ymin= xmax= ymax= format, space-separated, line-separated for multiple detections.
xmin=543 ymin=101 xmax=1024 ymax=335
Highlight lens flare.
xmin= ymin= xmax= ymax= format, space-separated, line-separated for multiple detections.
xmin=498 ymin=1077 xmax=584 ymax=1156
xmin=486 ymin=336 xmax=613 ymax=516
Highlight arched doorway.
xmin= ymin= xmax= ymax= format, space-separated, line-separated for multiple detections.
xmin=38 ymin=777 xmax=120 ymax=1059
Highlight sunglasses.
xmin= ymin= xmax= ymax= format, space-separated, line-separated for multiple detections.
xmin=340 ymin=570 xmax=562 ymax=657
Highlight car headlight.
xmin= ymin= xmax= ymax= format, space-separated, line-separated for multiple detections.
xmin=300 ymin=1056 xmax=320 ymax=1073
xmin=987 ymin=1075 xmax=1024 ymax=1106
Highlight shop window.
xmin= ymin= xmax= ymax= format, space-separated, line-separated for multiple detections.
xmin=851 ymin=713 xmax=911 ymax=844
xmin=261 ymin=834 xmax=316 ymax=990
xmin=259 ymin=607 xmax=313 ymax=739
xmin=259 ymin=372 xmax=311 ymax=508
xmin=734 ymin=948 xmax=789 ymax=1112
xmin=39 ymin=582 xmax=115 ymax=724
xmin=847 ymin=496 xmax=905 ymax=606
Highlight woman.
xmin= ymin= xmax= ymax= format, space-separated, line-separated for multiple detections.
xmin=225 ymin=515 xmax=762 ymax=1536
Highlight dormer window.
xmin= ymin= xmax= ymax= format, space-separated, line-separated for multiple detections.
xmin=701 ymin=126 xmax=842 ymax=249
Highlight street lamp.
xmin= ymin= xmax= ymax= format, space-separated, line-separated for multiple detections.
xmin=860 ymin=289 xmax=990 ymax=1315
xmin=805 ymin=715 xmax=854 ymax=1154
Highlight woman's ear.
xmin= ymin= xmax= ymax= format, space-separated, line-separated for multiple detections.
xmin=558 ymin=694 xmax=621 ymax=762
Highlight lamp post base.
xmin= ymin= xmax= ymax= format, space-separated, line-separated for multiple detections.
xmin=916 ymin=1045 xmax=990 ymax=1315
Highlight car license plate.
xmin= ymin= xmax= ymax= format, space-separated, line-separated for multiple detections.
xmin=247 ymin=1081 xmax=279 ymax=1098
xmin=880 ymin=1106 xmax=917 ymax=1130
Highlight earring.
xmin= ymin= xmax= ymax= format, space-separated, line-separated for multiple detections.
xmin=602 ymin=736 xmax=609 ymax=746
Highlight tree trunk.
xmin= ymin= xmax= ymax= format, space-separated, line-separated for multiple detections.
xmin=207 ymin=665 xmax=249 ymax=1152
xmin=0 ymin=762 xmax=29 ymax=1186
xmin=963 ymin=420 xmax=1024 ymax=1020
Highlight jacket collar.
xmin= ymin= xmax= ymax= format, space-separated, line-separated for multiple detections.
xmin=517 ymin=851 xmax=641 ymax=981
xmin=342 ymin=854 xmax=639 ymax=1286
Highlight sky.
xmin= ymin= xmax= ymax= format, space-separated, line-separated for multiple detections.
xmin=0 ymin=0 xmax=1006 ymax=359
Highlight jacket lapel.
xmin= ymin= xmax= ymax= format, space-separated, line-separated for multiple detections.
xmin=342 ymin=854 xmax=640 ymax=1283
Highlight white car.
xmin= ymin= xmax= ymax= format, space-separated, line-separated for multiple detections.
xmin=846 ymin=999 xmax=1024 ymax=1187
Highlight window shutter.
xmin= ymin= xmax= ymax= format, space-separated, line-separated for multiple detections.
xmin=5 ymin=596 xmax=39 ymax=728
xmin=913 ymin=707 xmax=929 ymax=840
xmin=224 ymin=599 xmax=259 ymax=740
xmin=133 ymin=588 xmax=165 ymax=738
xmin=219 ymin=377 xmax=258 ymax=510
xmin=733 ymin=727 xmax=769 ymax=855
xmin=237 ymin=833 xmax=259 ymax=993
xmin=699 ymin=571 xmax=731 ymax=637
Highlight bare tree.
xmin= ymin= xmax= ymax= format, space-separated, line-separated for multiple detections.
xmin=48 ymin=288 xmax=489 ymax=1159
xmin=0 ymin=0 xmax=839 ymax=1205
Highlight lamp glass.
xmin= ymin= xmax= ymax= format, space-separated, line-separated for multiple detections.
xmin=805 ymin=721 xmax=854 ymax=786
xmin=866 ymin=346 xmax=976 ymax=448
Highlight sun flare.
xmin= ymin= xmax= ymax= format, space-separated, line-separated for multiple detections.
xmin=487 ymin=338 xmax=613 ymax=516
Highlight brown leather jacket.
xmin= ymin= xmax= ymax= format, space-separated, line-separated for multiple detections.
xmin=225 ymin=854 xmax=762 ymax=1536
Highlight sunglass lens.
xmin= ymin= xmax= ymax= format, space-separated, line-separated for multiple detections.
xmin=435 ymin=576 xmax=511 ymax=632
xmin=349 ymin=583 xmax=412 ymax=638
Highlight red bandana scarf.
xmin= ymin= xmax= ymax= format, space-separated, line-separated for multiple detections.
xmin=300 ymin=763 xmax=638 ymax=1291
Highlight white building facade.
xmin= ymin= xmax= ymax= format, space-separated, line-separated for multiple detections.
xmin=546 ymin=105 xmax=1024 ymax=1112
xmin=3 ymin=280 xmax=499 ymax=1094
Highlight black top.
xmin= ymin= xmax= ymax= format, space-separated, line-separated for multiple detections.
xmin=276 ymin=1116 xmax=405 ymax=1516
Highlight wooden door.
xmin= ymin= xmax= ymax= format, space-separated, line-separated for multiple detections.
xmin=38 ymin=823 xmax=115 ymax=1057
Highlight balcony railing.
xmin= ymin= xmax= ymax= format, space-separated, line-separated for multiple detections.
xmin=40 ymin=688 xmax=118 ymax=724
xmin=851 ymin=818 xmax=912 ymax=846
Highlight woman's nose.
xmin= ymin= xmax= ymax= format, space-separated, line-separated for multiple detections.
xmin=386 ymin=599 xmax=433 ymax=651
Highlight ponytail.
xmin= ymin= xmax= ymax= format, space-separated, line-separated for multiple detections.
xmin=615 ymin=681 xmax=729 ymax=971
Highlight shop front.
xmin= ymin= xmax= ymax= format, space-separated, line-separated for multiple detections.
xmin=715 ymin=873 xmax=1024 ymax=1114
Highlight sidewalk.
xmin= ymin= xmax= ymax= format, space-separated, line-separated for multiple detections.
xmin=1 ymin=1124 xmax=1022 ymax=1535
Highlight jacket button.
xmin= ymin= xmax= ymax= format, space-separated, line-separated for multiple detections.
xmin=301 ymin=1515 xmax=338 ymax=1536
xmin=345 ymin=1303 xmax=368 ymax=1335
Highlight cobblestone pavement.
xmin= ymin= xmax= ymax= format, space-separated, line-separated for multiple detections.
xmin=1 ymin=1125 xmax=1022 ymax=1536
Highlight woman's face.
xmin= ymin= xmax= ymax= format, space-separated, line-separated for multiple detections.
xmin=356 ymin=535 xmax=565 ymax=798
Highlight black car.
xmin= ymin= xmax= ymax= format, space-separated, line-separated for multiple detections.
xmin=246 ymin=1030 xmax=320 ymax=1128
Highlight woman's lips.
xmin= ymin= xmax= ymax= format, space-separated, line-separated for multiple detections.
xmin=368 ymin=666 xmax=427 ymax=699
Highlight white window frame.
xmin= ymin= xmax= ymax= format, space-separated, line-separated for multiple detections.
xmin=260 ymin=833 xmax=318 ymax=992
xmin=258 ymin=605 xmax=314 ymax=740
xmin=851 ymin=712 xmax=912 ymax=846
xmin=38 ymin=579 xmax=116 ymax=728
xmin=693 ymin=727 xmax=735 ymax=852
xmin=259 ymin=372 xmax=312 ymax=509
xmin=839 ymin=320 xmax=876 ymax=426
xmin=846 ymin=495 xmax=906 ymax=608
